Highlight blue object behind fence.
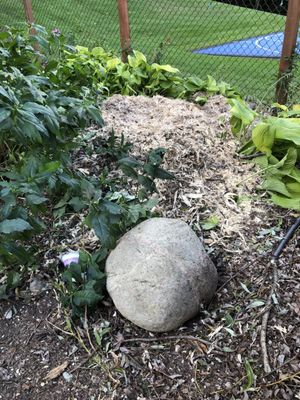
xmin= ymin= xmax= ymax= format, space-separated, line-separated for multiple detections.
xmin=193 ymin=32 xmax=300 ymax=58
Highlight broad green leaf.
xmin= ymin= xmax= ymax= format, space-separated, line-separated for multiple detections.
xmin=106 ymin=57 xmax=121 ymax=70
xmin=93 ymin=326 xmax=110 ymax=347
xmin=252 ymin=122 xmax=274 ymax=155
xmin=22 ymin=102 xmax=55 ymax=118
xmin=229 ymin=98 xmax=257 ymax=135
xmin=133 ymin=50 xmax=147 ymax=64
xmin=87 ymin=264 xmax=105 ymax=281
xmin=87 ymin=106 xmax=104 ymax=126
xmin=128 ymin=51 xmax=147 ymax=68
xmin=144 ymin=198 xmax=159 ymax=210
xmin=138 ymin=175 xmax=156 ymax=192
xmin=285 ymin=181 xmax=300 ymax=194
xmin=270 ymin=193 xmax=300 ymax=210
xmin=100 ymin=200 xmax=123 ymax=215
xmin=75 ymin=45 xmax=89 ymax=54
xmin=91 ymin=47 xmax=106 ymax=57
xmin=195 ymin=96 xmax=207 ymax=105
xmin=287 ymin=167 xmax=300 ymax=184
xmin=243 ymin=358 xmax=254 ymax=391
xmin=201 ymin=216 xmax=219 ymax=231
xmin=0 ymin=86 xmax=13 ymax=102
xmin=272 ymin=102 xmax=288 ymax=112
xmin=6 ymin=271 xmax=21 ymax=289
xmin=151 ymin=63 xmax=179 ymax=73
xmin=127 ymin=204 xmax=142 ymax=223
xmin=262 ymin=178 xmax=291 ymax=197
xmin=120 ymin=165 xmax=139 ymax=179
xmin=68 ymin=197 xmax=86 ymax=211
xmin=266 ymin=148 xmax=297 ymax=177
xmin=0 ymin=108 xmax=10 ymax=123
xmin=148 ymin=148 xmax=166 ymax=165
xmin=119 ymin=157 xmax=142 ymax=168
xmin=253 ymin=155 xmax=269 ymax=169
xmin=206 ymin=75 xmax=219 ymax=92
xmin=0 ymin=218 xmax=32 ymax=234
xmin=26 ymin=194 xmax=48 ymax=205
xmin=154 ymin=167 xmax=175 ymax=180
xmin=279 ymin=147 xmax=297 ymax=173
xmin=271 ymin=118 xmax=300 ymax=145
xmin=72 ymin=287 xmax=102 ymax=307
xmin=68 ymin=262 xmax=83 ymax=283
xmin=59 ymin=173 xmax=79 ymax=188
xmin=91 ymin=213 xmax=116 ymax=248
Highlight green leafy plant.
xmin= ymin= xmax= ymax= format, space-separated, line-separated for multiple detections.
xmin=51 ymin=44 xmax=240 ymax=100
xmin=60 ymin=250 xmax=107 ymax=317
xmin=0 ymin=24 xmax=239 ymax=316
xmin=240 ymin=115 xmax=300 ymax=210
xmin=229 ymin=97 xmax=300 ymax=211
xmin=228 ymin=98 xmax=257 ymax=136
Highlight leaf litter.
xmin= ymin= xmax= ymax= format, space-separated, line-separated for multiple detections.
xmin=0 ymin=94 xmax=299 ymax=399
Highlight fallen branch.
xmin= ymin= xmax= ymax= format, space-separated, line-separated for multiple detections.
xmin=260 ymin=259 xmax=278 ymax=374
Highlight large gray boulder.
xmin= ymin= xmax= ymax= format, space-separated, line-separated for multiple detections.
xmin=105 ymin=218 xmax=218 ymax=332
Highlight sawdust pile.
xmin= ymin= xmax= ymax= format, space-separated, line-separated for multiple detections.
xmin=102 ymin=94 xmax=261 ymax=246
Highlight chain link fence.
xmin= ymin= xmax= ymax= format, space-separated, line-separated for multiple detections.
xmin=1 ymin=1 xmax=299 ymax=102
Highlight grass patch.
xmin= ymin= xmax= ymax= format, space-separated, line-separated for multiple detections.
xmin=1 ymin=0 xmax=298 ymax=101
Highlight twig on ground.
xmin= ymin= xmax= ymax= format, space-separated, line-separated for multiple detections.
xmin=121 ymin=335 xmax=212 ymax=347
xmin=84 ymin=305 xmax=96 ymax=352
xmin=260 ymin=259 xmax=279 ymax=374
xmin=262 ymin=355 xmax=298 ymax=378
xmin=69 ymin=350 xmax=96 ymax=374
xmin=46 ymin=318 xmax=74 ymax=337
xmin=265 ymin=370 xmax=300 ymax=387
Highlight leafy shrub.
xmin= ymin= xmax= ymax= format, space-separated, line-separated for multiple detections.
xmin=51 ymin=44 xmax=240 ymax=99
xmin=231 ymin=99 xmax=300 ymax=211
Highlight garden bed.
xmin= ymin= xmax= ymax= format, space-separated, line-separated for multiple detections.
xmin=0 ymin=95 xmax=299 ymax=400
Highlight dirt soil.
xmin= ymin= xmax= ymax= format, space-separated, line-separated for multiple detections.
xmin=0 ymin=95 xmax=299 ymax=400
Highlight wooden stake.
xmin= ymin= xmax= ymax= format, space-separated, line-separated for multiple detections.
xmin=23 ymin=0 xmax=35 ymax=25
xmin=22 ymin=0 xmax=39 ymax=51
xmin=275 ymin=0 xmax=300 ymax=104
xmin=117 ymin=0 xmax=132 ymax=62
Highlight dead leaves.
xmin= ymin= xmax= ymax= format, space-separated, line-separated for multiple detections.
xmin=44 ymin=361 xmax=69 ymax=381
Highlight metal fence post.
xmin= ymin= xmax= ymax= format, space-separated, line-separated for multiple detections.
xmin=275 ymin=0 xmax=300 ymax=104
xmin=117 ymin=0 xmax=132 ymax=62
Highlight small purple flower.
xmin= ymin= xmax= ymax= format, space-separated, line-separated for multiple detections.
xmin=51 ymin=28 xmax=61 ymax=37
xmin=60 ymin=251 xmax=79 ymax=267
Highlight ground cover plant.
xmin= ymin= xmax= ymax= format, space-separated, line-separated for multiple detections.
xmin=0 ymin=0 xmax=289 ymax=100
xmin=0 ymin=24 xmax=299 ymax=400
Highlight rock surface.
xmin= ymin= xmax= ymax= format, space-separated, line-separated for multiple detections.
xmin=105 ymin=218 xmax=218 ymax=332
